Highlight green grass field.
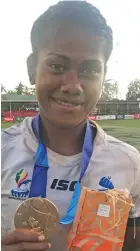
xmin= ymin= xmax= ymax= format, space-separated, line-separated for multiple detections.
xmin=1 ymin=122 xmax=15 ymax=129
xmin=98 ymin=120 xmax=140 ymax=151
xmin=1 ymin=120 xmax=140 ymax=151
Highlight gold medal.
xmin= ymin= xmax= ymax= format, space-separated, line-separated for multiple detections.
xmin=14 ymin=198 xmax=59 ymax=239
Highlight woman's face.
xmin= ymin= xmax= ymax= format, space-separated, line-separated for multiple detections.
xmin=34 ymin=26 xmax=105 ymax=127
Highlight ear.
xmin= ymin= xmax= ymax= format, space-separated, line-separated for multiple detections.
xmin=27 ymin=53 xmax=36 ymax=85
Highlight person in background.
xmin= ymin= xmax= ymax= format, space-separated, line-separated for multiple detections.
xmin=1 ymin=1 xmax=140 ymax=251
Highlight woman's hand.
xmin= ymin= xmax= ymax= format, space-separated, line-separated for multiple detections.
xmin=1 ymin=229 xmax=51 ymax=251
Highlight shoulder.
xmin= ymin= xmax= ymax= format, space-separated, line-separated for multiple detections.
xmin=105 ymin=131 xmax=140 ymax=168
xmin=93 ymin=122 xmax=140 ymax=167
xmin=1 ymin=117 xmax=33 ymax=149
xmin=105 ymin=132 xmax=140 ymax=187
xmin=91 ymin=121 xmax=140 ymax=186
xmin=1 ymin=117 xmax=38 ymax=182
xmin=93 ymin=122 xmax=140 ymax=217
xmin=2 ymin=123 xmax=22 ymax=149
xmin=106 ymin=130 xmax=139 ymax=156
xmin=1 ymin=117 xmax=37 ymax=160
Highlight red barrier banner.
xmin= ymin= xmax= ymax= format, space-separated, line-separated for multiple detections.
xmin=134 ymin=114 xmax=140 ymax=119
xmin=4 ymin=117 xmax=15 ymax=122
xmin=2 ymin=110 xmax=38 ymax=117
xmin=89 ymin=116 xmax=96 ymax=121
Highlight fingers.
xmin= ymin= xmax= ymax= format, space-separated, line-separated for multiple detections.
xmin=2 ymin=241 xmax=51 ymax=251
xmin=1 ymin=229 xmax=43 ymax=245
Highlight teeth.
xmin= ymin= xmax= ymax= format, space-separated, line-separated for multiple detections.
xmin=57 ymin=100 xmax=79 ymax=107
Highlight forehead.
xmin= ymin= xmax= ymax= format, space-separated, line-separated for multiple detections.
xmin=38 ymin=26 xmax=105 ymax=62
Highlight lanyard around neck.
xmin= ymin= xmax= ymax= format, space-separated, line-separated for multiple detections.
xmin=29 ymin=115 xmax=95 ymax=224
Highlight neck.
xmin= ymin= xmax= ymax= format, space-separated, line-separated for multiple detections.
xmin=39 ymin=115 xmax=87 ymax=156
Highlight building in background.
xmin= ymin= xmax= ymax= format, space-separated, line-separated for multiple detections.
xmin=1 ymin=94 xmax=140 ymax=122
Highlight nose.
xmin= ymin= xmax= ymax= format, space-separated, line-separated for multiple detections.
xmin=61 ymin=70 xmax=83 ymax=95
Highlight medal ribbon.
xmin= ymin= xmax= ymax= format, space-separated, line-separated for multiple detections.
xmin=29 ymin=115 xmax=95 ymax=224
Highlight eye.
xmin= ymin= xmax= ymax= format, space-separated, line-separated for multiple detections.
xmin=79 ymin=61 xmax=102 ymax=78
xmin=51 ymin=63 xmax=66 ymax=73
xmin=80 ymin=68 xmax=98 ymax=77
xmin=83 ymin=69 xmax=97 ymax=74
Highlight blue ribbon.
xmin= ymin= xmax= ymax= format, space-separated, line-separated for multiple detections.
xmin=29 ymin=115 xmax=95 ymax=223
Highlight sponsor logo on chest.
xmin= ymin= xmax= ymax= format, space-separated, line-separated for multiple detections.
xmin=9 ymin=169 xmax=114 ymax=201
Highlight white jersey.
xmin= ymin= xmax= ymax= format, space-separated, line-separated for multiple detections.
xmin=1 ymin=117 xmax=140 ymax=251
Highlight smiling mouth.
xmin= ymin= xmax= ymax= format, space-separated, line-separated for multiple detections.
xmin=52 ymin=98 xmax=83 ymax=108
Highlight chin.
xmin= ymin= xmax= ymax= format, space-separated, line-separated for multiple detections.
xmin=48 ymin=114 xmax=87 ymax=128
xmin=40 ymin=106 xmax=88 ymax=127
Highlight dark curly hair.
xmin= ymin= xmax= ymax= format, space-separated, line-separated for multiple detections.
xmin=29 ymin=1 xmax=113 ymax=76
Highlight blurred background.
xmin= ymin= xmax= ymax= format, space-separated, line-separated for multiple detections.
xmin=1 ymin=0 xmax=140 ymax=150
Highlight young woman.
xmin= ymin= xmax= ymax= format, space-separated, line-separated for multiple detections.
xmin=1 ymin=1 xmax=140 ymax=250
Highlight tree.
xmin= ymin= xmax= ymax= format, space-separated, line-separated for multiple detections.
xmin=6 ymin=84 xmax=35 ymax=95
xmin=24 ymin=86 xmax=31 ymax=95
xmin=126 ymin=79 xmax=140 ymax=101
xmin=101 ymin=79 xmax=119 ymax=101
xmin=15 ymin=82 xmax=25 ymax=95
xmin=7 ymin=90 xmax=16 ymax=94
xmin=28 ymin=87 xmax=35 ymax=95
xmin=1 ymin=84 xmax=7 ymax=94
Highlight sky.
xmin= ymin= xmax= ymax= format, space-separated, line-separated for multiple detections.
xmin=0 ymin=0 xmax=140 ymax=98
